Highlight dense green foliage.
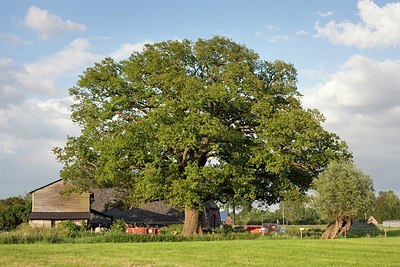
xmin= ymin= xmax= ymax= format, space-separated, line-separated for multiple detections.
xmin=54 ymin=36 xmax=349 ymax=217
xmin=312 ymin=161 xmax=375 ymax=221
xmin=234 ymin=208 xmax=280 ymax=225
xmin=1 ymin=238 xmax=400 ymax=266
xmin=373 ymin=191 xmax=400 ymax=222
xmin=233 ymin=204 xmax=322 ymax=225
xmin=0 ymin=195 xmax=31 ymax=230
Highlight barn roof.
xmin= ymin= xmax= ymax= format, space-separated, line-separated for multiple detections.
xmin=102 ymin=207 xmax=183 ymax=225
xmin=28 ymin=212 xmax=91 ymax=220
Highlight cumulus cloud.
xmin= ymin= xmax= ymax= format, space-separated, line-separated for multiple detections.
xmin=303 ymin=55 xmax=400 ymax=190
xmin=304 ymin=55 xmax=400 ymax=120
xmin=25 ymin=38 xmax=101 ymax=85
xmin=0 ymin=97 xmax=78 ymax=144
xmin=24 ymin=6 xmax=86 ymax=40
xmin=0 ymin=39 xmax=102 ymax=100
xmin=315 ymin=0 xmax=400 ymax=48
xmin=0 ymin=58 xmax=30 ymax=107
xmin=109 ymin=40 xmax=152 ymax=61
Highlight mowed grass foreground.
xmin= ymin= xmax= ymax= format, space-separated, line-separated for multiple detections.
xmin=1 ymin=238 xmax=399 ymax=266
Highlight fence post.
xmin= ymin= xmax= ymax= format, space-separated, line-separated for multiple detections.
xmin=300 ymin=228 xmax=304 ymax=239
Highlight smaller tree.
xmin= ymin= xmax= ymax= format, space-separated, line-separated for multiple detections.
xmin=0 ymin=195 xmax=31 ymax=230
xmin=279 ymin=189 xmax=307 ymax=225
xmin=373 ymin=191 xmax=400 ymax=223
xmin=312 ymin=160 xmax=374 ymax=239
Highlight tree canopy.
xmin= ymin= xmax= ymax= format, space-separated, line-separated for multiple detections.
xmin=0 ymin=195 xmax=31 ymax=230
xmin=373 ymin=191 xmax=400 ymax=223
xmin=313 ymin=160 xmax=374 ymax=222
xmin=54 ymin=36 xmax=349 ymax=234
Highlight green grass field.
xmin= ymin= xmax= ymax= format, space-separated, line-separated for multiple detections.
xmin=1 ymin=237 xmax=399 ymax=266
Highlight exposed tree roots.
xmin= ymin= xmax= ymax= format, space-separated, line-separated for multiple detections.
xmin=321 ymin=216 xmax=352 ymax=239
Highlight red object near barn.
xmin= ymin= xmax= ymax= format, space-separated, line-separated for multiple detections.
xmin=245 ymin=224 xmax=278 ymax=235
xmin=126 ymin=227 xmax=160 ymax=235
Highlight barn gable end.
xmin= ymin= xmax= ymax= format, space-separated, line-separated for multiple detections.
xmin=28 ymin=179 xmax=92 ymax=228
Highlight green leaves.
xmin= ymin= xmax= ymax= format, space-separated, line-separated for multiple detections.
xmin=373 ymin=191 xmax=400 ymax=222
xmin=312 ymin=160 xmax=375 ymax=220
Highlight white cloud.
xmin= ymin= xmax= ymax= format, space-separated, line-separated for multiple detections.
xmin=0 ymin=58 xmax=27 ymax=107
xmin=304 ymin=55 xmax=400 ymax=117
xmin=317 ymin=11 xmax=333 ymax=17
xmin=303 ymin=55 xmax=400 ymax=190
xmin=268 ymin=35 xmax=291 ymax=43
xmin=0 ymin=97 xmax=79 ymax=142
xmin=24 ymin=6 xmax=86 ymax=40
xmin=25 ymin=38 xmax=101 ymax=81
xmin=0 ymin=39 xmax=102 ymax=97
xmin=0 ymin=33 xmax=31 ymax=46
xmin=109 ymin=40 xmax=152 ymax=61
xmin=266 ymin=25 xmax=280 ymax=31
xmin=315 ymin=0 xmax=400 ymax=48
xmin=295 ymin=30 xmax=309 ymax=36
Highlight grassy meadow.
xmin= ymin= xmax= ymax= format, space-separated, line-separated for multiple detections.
xmin=1 ymin=237 xmax=400 ymax=266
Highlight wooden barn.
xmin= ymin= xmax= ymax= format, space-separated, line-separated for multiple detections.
xmin=28 ymin=179 xmax=112 ymax=228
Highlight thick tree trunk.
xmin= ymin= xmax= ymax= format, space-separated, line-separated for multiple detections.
xmin=321 ymin=216 xmax=352 ymax=239
xmin=182 ymin=205 xmax=202 ymax=236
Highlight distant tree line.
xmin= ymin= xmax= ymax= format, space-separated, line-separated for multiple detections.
xmin=373 ymin=190 xmax=400 ymax=223
xmin=228 ymin=189 xmax=400 ymax=226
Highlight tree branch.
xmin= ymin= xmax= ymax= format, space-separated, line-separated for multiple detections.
xmin=182 ymin=146 xmax=190 ymax=165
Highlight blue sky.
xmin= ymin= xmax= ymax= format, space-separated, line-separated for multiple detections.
xmin=1 ymin=0 xmax=400 ymax=200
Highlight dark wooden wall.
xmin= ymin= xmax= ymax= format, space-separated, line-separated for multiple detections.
xmin=32 ymin=180 xmax=90 ymax=212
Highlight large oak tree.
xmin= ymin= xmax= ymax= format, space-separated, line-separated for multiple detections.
xmin=54 ymin=37 xmax=349 ymax=235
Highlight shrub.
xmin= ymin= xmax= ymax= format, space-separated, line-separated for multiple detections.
xmin=214 ymin=224 xmax=233 ymax=234
xmin=160 ymin=224 xmax=183 ymax=235
xmin=109 ymin=220 xmax=126 ymax=233
xmin=56 ymin=221 xmax=81 ymax=238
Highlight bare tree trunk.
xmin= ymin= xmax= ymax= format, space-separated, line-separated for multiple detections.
xmin=232 ymin=197 xmax=236 ymax=225
xmin=182 ymin=205 xmax=201 ymax=236
xmin=321 ymin=216 xmax=352 ymax=239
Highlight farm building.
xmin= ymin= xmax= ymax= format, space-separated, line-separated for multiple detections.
xmin=367 ymin=216 xmax=379 ymax=225
xmin=383 ymin=220 xmax=400 ymax=228
xmin=28 ymin=179 xmax=221 ymax=229
xmin=28 ymin=179 xmax=112 ymax=228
